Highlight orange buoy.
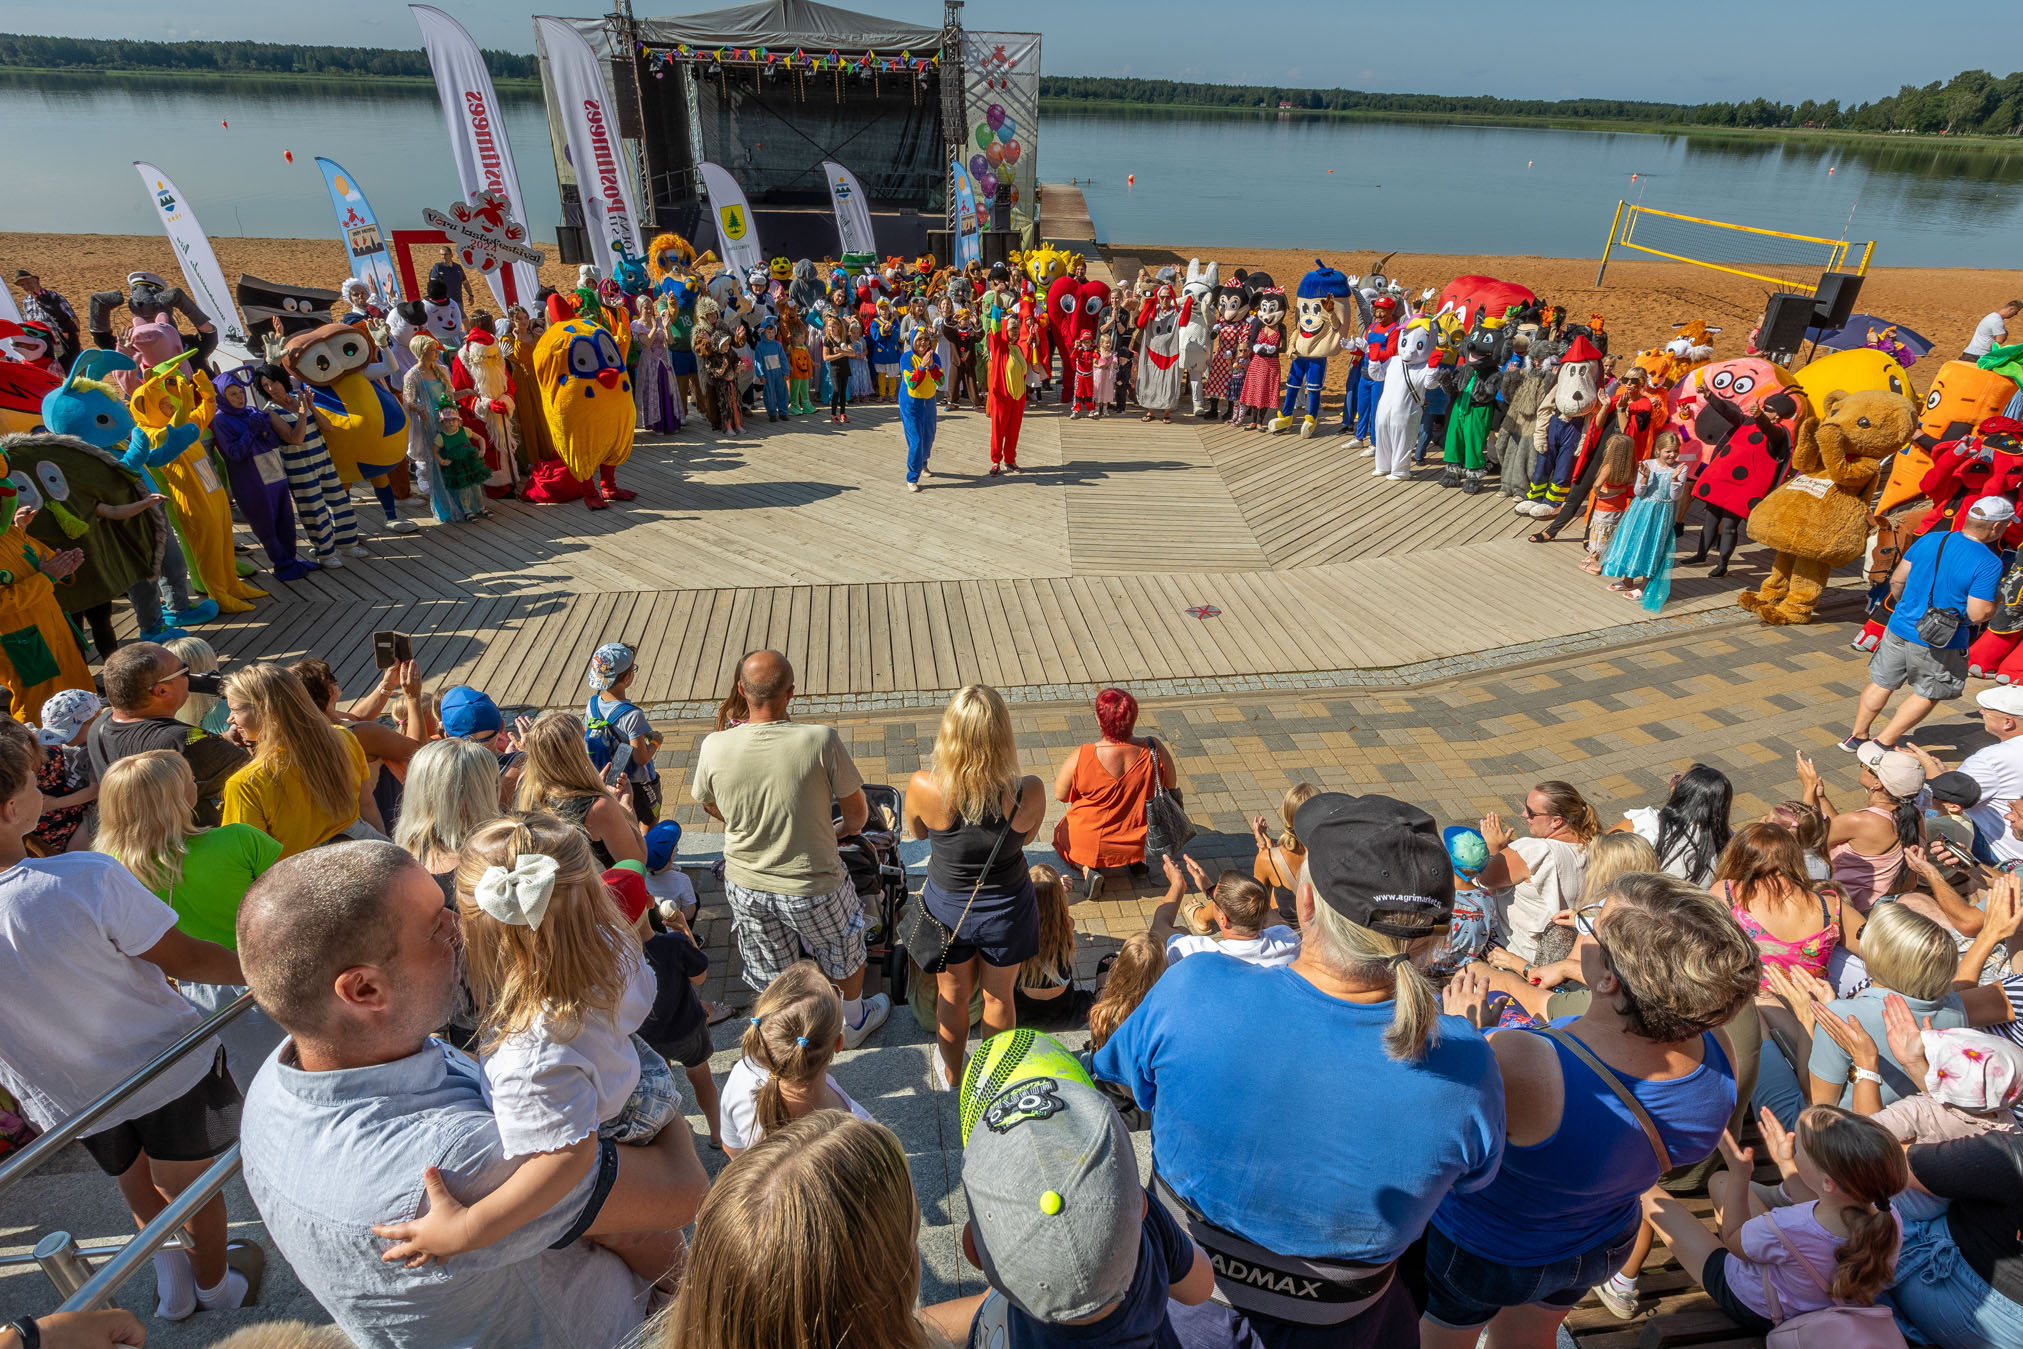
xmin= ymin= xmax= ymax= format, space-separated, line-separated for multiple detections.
xmin=1127 ymin=173 xmax=1135 ymax=186
xmin=283 ymin=150 xmax=293 ymax=163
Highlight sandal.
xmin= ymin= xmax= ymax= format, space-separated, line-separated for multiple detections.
xmin=1527 ymin=530 xmax=1557 ymax=544
xmin=704 ymin=1000 xmax=738 ymax=1027
xmin=1083 ymin=870 xmax=1106 ymax=904
xmin=1608 ymin=580 xmax=1628 ymax=591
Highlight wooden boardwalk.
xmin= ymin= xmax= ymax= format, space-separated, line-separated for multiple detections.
xmin=163 ymin=392 xmax=1817 ymax=711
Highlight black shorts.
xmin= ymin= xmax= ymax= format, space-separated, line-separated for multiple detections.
xmin=648 ymin=1015 xmax=715 ymax=1070
xmin=923 ymin=878 xmax=1040 ymax=970
xmin=1698 ymin=1250 xmax=1777 ymax=1334
xmin=79 ymin=1047 xmax=241 ymax=1178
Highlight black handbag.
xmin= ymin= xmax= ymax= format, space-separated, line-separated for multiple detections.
xmin=900 ymin=792 xmax=1020 ymax=975
xmin=1144 ymin=740 xmax=1197 ymax=858
xmin=1913 ymin=531 xmax=1966 ymax=648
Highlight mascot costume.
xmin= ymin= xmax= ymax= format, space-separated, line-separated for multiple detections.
xmin=1178 ymin=259 xmax=1218 ymax=417
xmin=528 ymin=294 xmax=635 ymax=508
xmin=1874 ymin=358 xmax=2020 ymax=516
xmin=0 ymin=435 xmax=91 ymax=712
xmin=1521 ymin=335 xmax=1606 ymax=516
xmin=984 ymin=280 xmax=1040 ymax=473
xmin=1045 ymin=274 xmax=1111 ymax=409
xmin=282 ymin=323 xmax=417 ymax=533
xmin=1430 ymin=276 xmax=1537 ymax=335
xmin=453 ymin=329 xmax=521 ymax=493
xmin=1272 ymin=261 xmax=1351 ymax=437
xmin=1372 ymin=320 xmax=1438 ymax=480
xmin=649 ymin=232 xmax=708 ymax=422
xmin=88 ymin=273 xmax=218 ymax=368
xmin=1790 ymin=347 xmax=1913 ymax=421
xmin=1135 ymin=282 xmax=1185 ymax=419
xmin=0 ymin=324 xmax=63 ymax=438
xmin=1738 ymin=389 xmax=1916 ymax=626
xmin=1349 ymin=295 xmax=1402 ymax=445
xmin=1206 ymin=278 xmax=1252 ymax=423
xmin=129 ymin=361 xmax=267 ymax=613
xmin=1237 ymin=286 xmax=1287 ymax=431
xmin=210 ymin=367 xmax=313 ymax=580
xmin=1438 ymin=312 xmax=1511 ymax=492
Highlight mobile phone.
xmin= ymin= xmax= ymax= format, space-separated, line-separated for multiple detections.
xmin=372 ymin=631 xmax=414 ymax=670
xmin=603 ymin=755 xmax=631 ymax=788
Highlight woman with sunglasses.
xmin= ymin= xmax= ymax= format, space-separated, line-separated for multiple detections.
xmin=1478 ymin=781 xmax=1600 ymax=964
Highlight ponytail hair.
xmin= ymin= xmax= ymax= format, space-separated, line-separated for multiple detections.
xmin=1535 ymin=780 xmax=1600 ymax=843
xmin=1298 ymin=862 xmax=1441 ymax=1061
xmin=740 ymin=961 xmax=844 ymax=1140
xmin=1795 ymin=1105 xmax=1908 ymax=1305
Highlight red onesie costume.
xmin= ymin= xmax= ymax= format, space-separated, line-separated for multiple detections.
xmin=1072 ymin=339 xmax=1098 ymax=414
xmin=986 ymin=288 xmax=1037 ymax=471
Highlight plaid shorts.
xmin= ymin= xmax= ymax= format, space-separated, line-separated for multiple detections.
xmin=600 ymin=1035 xmax=682 ymax=1145
xmin=724 ymin=874 xmax=868 ymax=992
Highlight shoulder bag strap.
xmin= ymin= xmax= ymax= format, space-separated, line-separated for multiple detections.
xmin=1145 ymin=740 xmax=1168 ymax=797
xmin=1925 ymin=530 xmax=1951 ymax=610
xmin=1766 ymin=1210 xmax=1839 ymax=1300
xmin=1541 ymin=1028 xmax=1672 ymax=1172
xmin=946 ymin=783 xmax=1024 ymax=945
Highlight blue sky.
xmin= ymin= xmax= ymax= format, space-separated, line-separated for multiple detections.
xmin=0 ymin=0 xmax=2005 ymax=103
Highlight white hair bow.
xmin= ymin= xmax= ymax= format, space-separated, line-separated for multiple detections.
xmin=472 ymin=854 xmax=561 ymax=931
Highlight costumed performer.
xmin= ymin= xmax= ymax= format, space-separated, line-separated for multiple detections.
xmin=1135 ymin=281 xmax=1184 ymax=422
xmin=648 ymin=232 xmax=708 ymax=426
xmin=985 ymin=279 xmax=1038 ymax=473
xmin=282 ymin=323 xmax=417 ymax=534
xmin=526 ymin=293 xmax=636 ymax=508
xmin=1684 ymin=396 xmax=1799 ymax=577
xmin=1519 ymin=336 xmax=1606 ymax=526
xmin=634 ymin=300 xmax=682 ymax=434
xmin=1349 ymin=294 xmax=1402 ymax=444
xmin=1206 ymin=278 xmax=1251 ymax=423
xmin=1092 ymin=334 xmax=1118 ymax=418
xmin=0 ymin=441 xmax=89 ymax=713
xmin=1271 ymin=260 xmax=1351 ymax=437
xmin=455 ymin=329 xmax=525 ymax=494
xmin=899 ymin=328 xmax=942 ymax=491
xmin=941 ymin=298 xmax=983 ymax=411
xmin=252 ymin=364 xmax=364 ymax=566
xmin=402 ymin=335 xmax=464 ymax=523
xmin=1372 ymin=320 xmax=1437 ymax=480
xmin=210 ymin=368 xmax=314 ymax=580
xmin=1598 ymin=434 xmax=1685 ymax=611
xmin=753 ymin=318 xmax=789 ymax=422
xmin=504 ymin=307 xmax=557 ymax=473
xmin=131 ymin=362 xmax=267 ymax=613
xmin=1437 ymin=313 xmax=1511 ymax=493
xmin=88 ymin=272 xmax=217 ymax=368
xmin=1494 ymin=338 xmax=1551 ymax=499
xmin=1179 ymin=258 xmax=1219 ymax=417
xmin=1237 ymin=286 xmax=1287 ymax=431
xmin=786 ymin=322 xmax=814 ymax=418
xmin=433 ymin=397 xmax=491 ymax=520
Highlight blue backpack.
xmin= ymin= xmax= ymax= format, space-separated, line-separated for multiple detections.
xmin=585 ymin=696 xmax=640 ymax=774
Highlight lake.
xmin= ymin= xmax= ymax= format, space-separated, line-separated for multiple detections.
xmin=4 ymin=74 xmax=2021 ymax=268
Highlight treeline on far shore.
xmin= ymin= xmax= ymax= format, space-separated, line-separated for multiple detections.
xmin=0 ymin=32 xmax=537 ymax=82
xmin=1037 ymin=71 xmax=2023 ymax=137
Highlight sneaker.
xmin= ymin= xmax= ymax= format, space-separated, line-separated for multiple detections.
xmin=1004 ymin=463 xmax=1022 ymax=475
xmin=842 ymin=993 xmax=890 ymax=1049
xmin=343 ymin=545 xmax=371 ymax=558
xmin=1837 ymin=732 xmax=1866 ymax=753
xmin=907 ymin=481 xmax=921 ymax=492
xmin=989 ymin=464 xmax=1003 ymax=477
xmin=320 ymin=554 xmax=346 ymax=569
xmin=1592 ymin=1279 xmax=1641 ymax=1320
xmin=384 ymin=518 xmax=420 ymax=535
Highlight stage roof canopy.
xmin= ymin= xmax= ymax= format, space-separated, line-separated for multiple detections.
xmin=637 ymin=0 xmax=942 ymax=53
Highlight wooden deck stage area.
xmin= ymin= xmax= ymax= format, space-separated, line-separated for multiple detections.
xmin=174 ymin=390 xmax=1815 ymax=713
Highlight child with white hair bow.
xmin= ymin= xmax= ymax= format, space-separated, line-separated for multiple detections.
xmin=372 ymin=812 xmax=687 ymax=1286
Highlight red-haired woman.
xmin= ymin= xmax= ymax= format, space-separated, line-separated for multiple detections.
xmin=1051 ymin=688 xmax=1178 ymax=900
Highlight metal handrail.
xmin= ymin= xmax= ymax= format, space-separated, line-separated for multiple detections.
xmin=55 ymin=1145 xmax=241 ymax=1313
xmin=0 ymin=992 xmax=253 ymax=1198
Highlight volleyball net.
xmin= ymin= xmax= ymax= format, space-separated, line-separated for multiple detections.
xmin=1595 ymin=203 xmax=1876 ymax=294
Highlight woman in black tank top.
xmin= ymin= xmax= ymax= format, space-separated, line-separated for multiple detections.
xmin=906 ymin=686 xmax=1048 ymax=1092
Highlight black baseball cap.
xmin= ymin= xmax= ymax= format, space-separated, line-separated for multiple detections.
xmin=1928 ymin=771 xmax=1983 ymax=808
xmin=1293 ymin=793 xmax=1455 ymax=938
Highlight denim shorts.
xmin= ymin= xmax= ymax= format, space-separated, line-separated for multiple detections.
xmin=1421 ymin=1222 xmax=1638 ymax=1328
xmin=599 ymin=1035 xmax=682 ymax=1145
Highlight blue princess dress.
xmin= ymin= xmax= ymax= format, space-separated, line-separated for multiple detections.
xmin=1600 ymin=462 xmax=1682 ymax=611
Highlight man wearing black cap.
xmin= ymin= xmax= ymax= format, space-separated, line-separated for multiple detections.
xmin=1093 ymin=793 xmax=1505 ymax=1348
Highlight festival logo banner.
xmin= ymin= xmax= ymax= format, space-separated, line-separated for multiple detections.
xmin=963 ymin=33 xmax=1040 ymax=233
xmin=422 ymin=190 xmax=546 ymax=279
xmin=696 ymin=162 xmax=763 ymax=274
xmin=536 ymin=17 xmax=642 ymax=282
xmin=412 ymin=4 xmax=542 ymax=309
xmin=315 ymin=157 xmax=402 ymax=305
xmin=950 ymin=159 xmax=982 ymax=268
xmin=821 ymin=160 xmax=878 ymax=257
xmin=131 ymin=161 xmax=253 ymax=363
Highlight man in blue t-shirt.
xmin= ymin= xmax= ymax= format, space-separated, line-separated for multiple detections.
xmin=1093 ymin=793 xmax=1505 ymax=1349
xmin=1847 ymin=496 xmax=2008 ymax=752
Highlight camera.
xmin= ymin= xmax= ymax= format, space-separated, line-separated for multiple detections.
xmin=185 ymin=672 xmax=224 ymax=697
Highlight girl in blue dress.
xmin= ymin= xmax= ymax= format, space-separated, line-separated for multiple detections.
xmin=1601 ymin=432 xmax=1685 ymax=611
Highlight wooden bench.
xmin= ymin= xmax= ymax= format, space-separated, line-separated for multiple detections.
xmin=1564 ymin=1179 xmax=1767 ymax=1349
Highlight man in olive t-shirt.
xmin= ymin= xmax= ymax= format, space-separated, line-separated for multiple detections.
xmin=689 ymin=651 xmax=888 ymax=1043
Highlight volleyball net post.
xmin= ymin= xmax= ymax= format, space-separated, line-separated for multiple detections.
xmin=1594 ymin=203 xmax=1876 ymax=296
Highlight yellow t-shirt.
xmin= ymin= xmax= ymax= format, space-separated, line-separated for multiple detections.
xmin=221 ymin=725 xmax=369 ymax=857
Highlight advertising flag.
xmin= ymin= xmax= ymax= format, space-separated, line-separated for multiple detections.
xmin=315 ymin=157 xmax=402 ymax=305
xmin=536 ymin=17 xmax=642 ymax=281
xmin=132 ymin=161 xmax=253 ymax=361
xmin=820 ymin=160 xmax=877 ymax=257
xmin=696 ymin=161 xmax=763 ymax=274
xmin=412 ymin=4 xmax=542 ymax=308
xmin=950 ymin=159 xmax=981 ymax=268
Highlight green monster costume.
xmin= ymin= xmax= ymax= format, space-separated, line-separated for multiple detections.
xmin=8 ymin=433 xmax=165 ymax=618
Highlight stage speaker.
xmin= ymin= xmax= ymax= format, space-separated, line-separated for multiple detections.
xmin=611 ymin=59 xmax=644 ymax=139
xmin=1759 ymin=292 xmax=1816 ymax=357
xmin=1812 ymin=272 xmax=1864 ymax=330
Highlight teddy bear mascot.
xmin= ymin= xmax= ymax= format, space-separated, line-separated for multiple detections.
xmin=282 ymin=323 xmax=418 ymax=535
xmin=0 ymin=437 xmax=90 ymax=712
xmin=528 ymin=293 xmax=635 ymax=509
xmin=1437 ymin=312 xmax=1512 ymax=493
xmin=1270 ymin=261 xmax=1351 ymax=438
xmin=1178 ymin=259 xmax=1219 ymax=417
xmin=1738 ymin=388 xmax=1917 ymax=626
xmin=1372 ymin=320 xmax=1439 ymax=481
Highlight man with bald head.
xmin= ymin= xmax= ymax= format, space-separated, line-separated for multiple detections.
xmin=691 ymin=650 xmax=889 ymax=1043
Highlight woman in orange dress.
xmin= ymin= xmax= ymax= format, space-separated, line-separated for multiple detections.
xmin=1050 ymin=688 xmax=1179 ymax=900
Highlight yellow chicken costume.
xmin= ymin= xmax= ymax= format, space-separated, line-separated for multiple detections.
xmin=0 ymin=444 xmax=92 ymax=714
xmin=529 ymin=295 xmax=635 ymax=509
xmin=130 ymin=366 xmax=266 ymax=613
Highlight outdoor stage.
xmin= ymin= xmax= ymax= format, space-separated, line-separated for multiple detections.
xmin=166 ymin=391 xmax=1836 ymax=716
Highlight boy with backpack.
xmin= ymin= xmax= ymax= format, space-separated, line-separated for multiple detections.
xmin=586 ymin=642 xmax=663 ymax=824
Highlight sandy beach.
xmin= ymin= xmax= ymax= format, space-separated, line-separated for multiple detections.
xmin=4 ymin=230 xmax=2017 ymax=397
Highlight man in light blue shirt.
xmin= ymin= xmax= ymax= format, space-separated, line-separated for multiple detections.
xmin=235 ymin=842 xmax=708 ymax=1349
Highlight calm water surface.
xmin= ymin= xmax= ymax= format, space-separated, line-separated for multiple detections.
xmin=3 ymin=76 xmax=2020 ymax=268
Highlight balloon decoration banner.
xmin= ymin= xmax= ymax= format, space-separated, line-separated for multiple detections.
xmin=951 ymin=158 xmax=981 ymax=268
xmin=131 ymin=161 xmax=253 ymax=360
xmin=315 ymin=157 xmax=402 ymax=305
xmin=535 ymin=17 xmax=642 ymax=283
xmin=821 ymin=159 xmax=878 ymax=257
xmin=963 ymin=32 xmax=1040 ymax=227
xmin=412 ymin=3 xmax=542 ymax=310
xmin=696 ymin=161 xmax=763 ymax=274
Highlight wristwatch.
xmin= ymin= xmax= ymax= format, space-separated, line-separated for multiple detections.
xmin=1852 ymin=1067 xmax=1884 ymax=1085
xmin=5 ymin=1316 xmax=40 ymax=1349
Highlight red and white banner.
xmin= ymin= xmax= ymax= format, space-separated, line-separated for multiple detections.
xmin=412 ymin=4 xmax=541 ymax=309
xmin=535 ymin=17 xmax=641 ymax=283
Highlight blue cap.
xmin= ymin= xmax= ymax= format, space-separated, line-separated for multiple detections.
xmin=1443 ymin=825 xmax=1490 ymax=877
xmin=646 ymin=819 xmax=683 ymax=872
xmin=439 ymin=685 xmax=502 ymax=738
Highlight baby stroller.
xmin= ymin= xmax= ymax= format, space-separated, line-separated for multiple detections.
xmin=836 ymin=783 xmax=912 ymax=1000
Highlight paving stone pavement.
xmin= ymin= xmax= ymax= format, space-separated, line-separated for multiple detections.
xmin=6 ymin=610 xmax=1980 ymax=1339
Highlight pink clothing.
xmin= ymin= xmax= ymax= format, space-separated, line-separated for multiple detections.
xmin=1092 ymin=352 xmax=1117 ymax=403
xmin=1719 ymin=881 xmax=1839 ymax=987
xmin=1870 ymin=1093 xmax=2021 ymax=1145
xmin=1828 ymin=806 xmax=1904 ymax=908
xmin=1726 ymin=1202 xmax=1901 ymax=1321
